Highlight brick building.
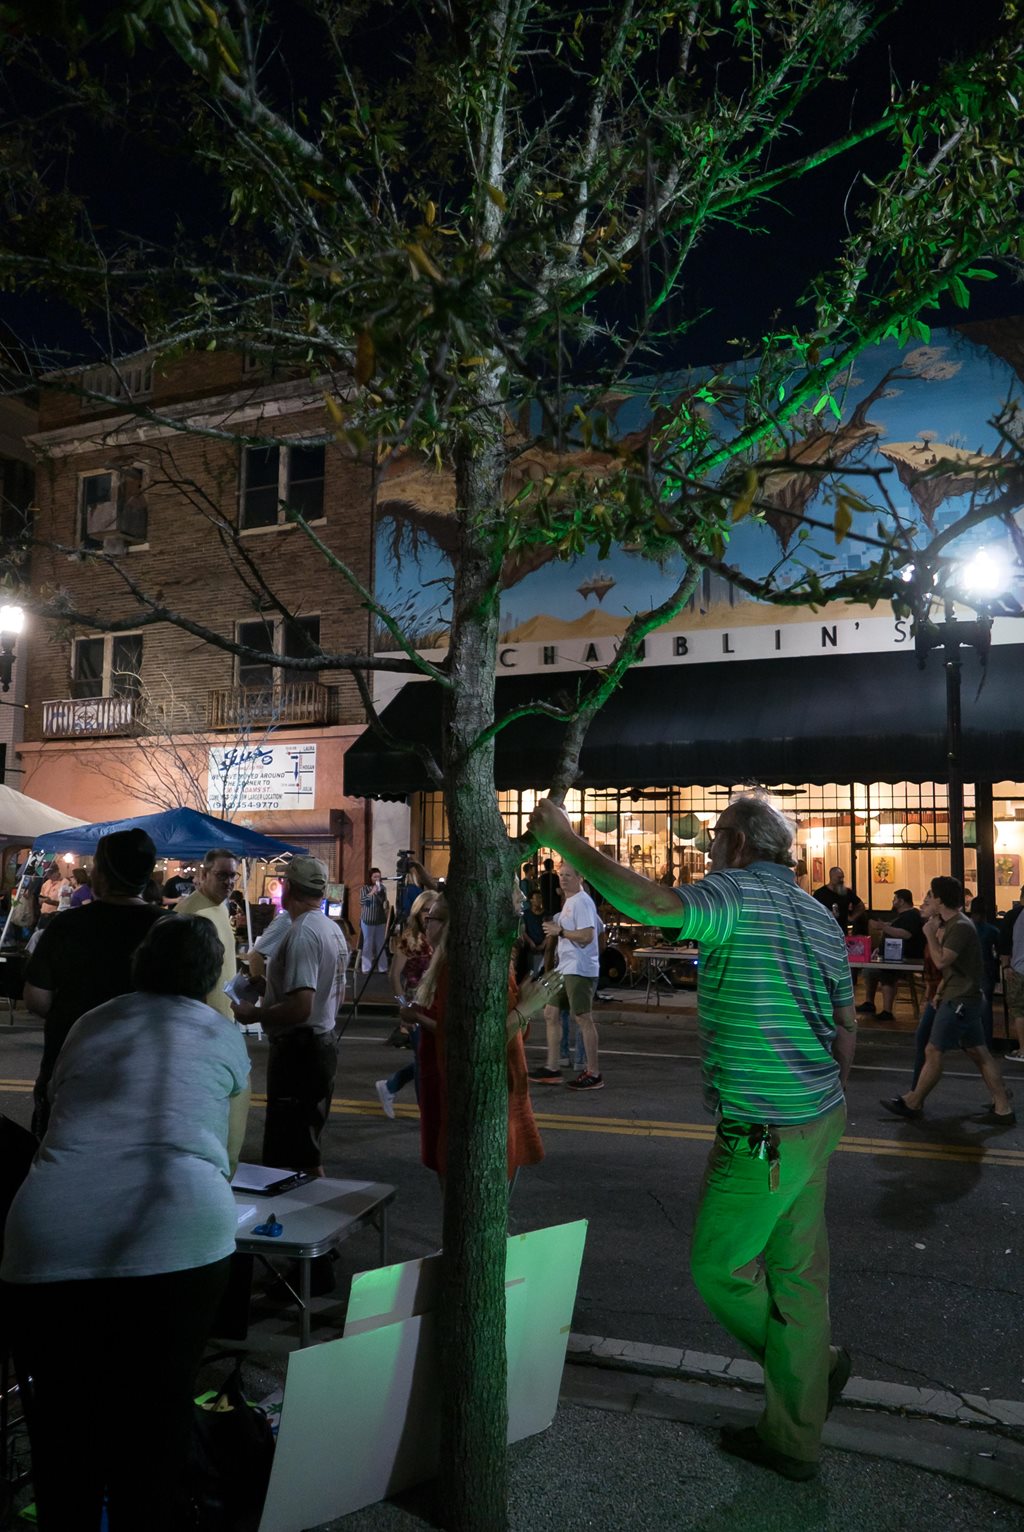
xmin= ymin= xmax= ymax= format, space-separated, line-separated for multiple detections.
xmin=18 ymin=350 xmax=379 ymax=906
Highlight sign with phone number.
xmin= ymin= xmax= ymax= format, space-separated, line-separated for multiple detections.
xmin=206 ymin=743 xmax=316 ymax=814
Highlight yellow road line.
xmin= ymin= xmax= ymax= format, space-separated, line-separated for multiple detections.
xmin=2 ymin=1084 xmax=1020 ymax=1168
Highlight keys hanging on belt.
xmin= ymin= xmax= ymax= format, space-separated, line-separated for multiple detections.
xmin=747 ymin=1126 xmax=781 ymax=1192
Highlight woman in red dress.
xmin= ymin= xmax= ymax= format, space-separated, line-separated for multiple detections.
xmin=408 ymin=895 xmax=545 ymax=1182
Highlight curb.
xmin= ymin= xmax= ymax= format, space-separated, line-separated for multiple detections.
xmin=567 ymin=1332 xmax=1024 ymax=1432
xmin=561 ymin=1357 xmax=1024 ymax=1507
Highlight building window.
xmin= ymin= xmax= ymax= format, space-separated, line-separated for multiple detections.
xmin=0 ymin=456 xmax=33 ymax=543
xmin=77 ymin=467 xmax=148 ymax=549
xmin=239 ymin=443 xmax=325 ymax=529
xmin=71 ymin=633 xmax=143 ymax=699
xmin=236 ymin=615 xmax=320 ymax=688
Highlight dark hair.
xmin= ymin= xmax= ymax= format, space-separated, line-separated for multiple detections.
xmin=543 ymin=858 xmax=554 ymax=871
xmin=95 ymin=828 xmax=157 ymax=896
xmin=72 ymin=867 xmax=90 ymax=887
xmin=142 ymin=878 xmax=164 ymax=906
xmin=894 ymin=888 xmax=913 ymax=905
xmin=970 ymin=896 xmax=988 ymax=919
xmin=930 ymin=875 xmax=963 ymax=911
xmin=131 ymin=915 xmax=224 ymax=1000
xmin=202 ymin=847 xmax=237 ymax=869
xmin=369 ymin=867 xmax=381 ymax=877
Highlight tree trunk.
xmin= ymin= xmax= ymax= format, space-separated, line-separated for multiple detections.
xmin=435 ymin=412 xmax=516 ymax=1532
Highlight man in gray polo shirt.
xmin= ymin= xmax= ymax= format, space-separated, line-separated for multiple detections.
xmin=233 ymin=856 xmax=348 ymax=1172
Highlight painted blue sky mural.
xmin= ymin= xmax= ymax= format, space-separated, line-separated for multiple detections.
xmin=374 ymin=321 xmax=1024 ymax=647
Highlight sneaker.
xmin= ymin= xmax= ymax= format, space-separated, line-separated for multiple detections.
xmin=874 ymin=1009 xmax=895 ymax=1022
xmin=1004 ymin=1051 xmax=1024 ymax=1063
xmin=880 ymin=1095 xmax=922 ymax=1120
xmin=527 ymin=1066 xmax=564 ymax=1084
xmin=566 ymin=1071 xmax=604 ymax=1091
xmin=855 ymin=1002 xmax=877 ymax=1015
xmin=826 ymin=1347 xmax=852 ymax=1415
xmin=719 ymin=1424 xmax=818 ymax=1482
xmin=375 ymin=1079 xmax=396 ymax=1119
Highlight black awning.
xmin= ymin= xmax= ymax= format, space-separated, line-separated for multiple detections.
xmin=344 ymin=643 xmax=1024 ymax=798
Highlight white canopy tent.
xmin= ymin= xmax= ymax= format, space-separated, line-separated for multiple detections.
xmin=0 ymin=787 xmax=88 ymax=953
xmin=0 ymin=785 xmax=86 ymax=846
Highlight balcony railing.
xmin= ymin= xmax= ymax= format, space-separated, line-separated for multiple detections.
xmin=207 ymin=680 xmax=332 ymax=730
xmin=42 ymin=694 xmax=140 ymax=738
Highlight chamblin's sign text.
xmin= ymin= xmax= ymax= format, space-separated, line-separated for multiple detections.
xmin=491 ymin=613 xmax=1024 ymax=674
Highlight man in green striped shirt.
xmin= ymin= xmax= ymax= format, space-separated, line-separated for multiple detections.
xmin=530 ymin=793 xmax=857 ymax=1481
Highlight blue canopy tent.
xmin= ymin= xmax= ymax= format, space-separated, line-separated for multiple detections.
xmin=30 ymin=807 xmax=308 ymax=954
xmin=31 ymin=806 xmax=307 ymax=861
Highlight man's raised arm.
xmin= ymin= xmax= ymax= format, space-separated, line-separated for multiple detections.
xmin=529 ymin=798 xmax=683 ymax=925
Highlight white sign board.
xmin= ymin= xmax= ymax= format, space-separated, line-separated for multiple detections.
xmin=206 ymin=743 xmax=316 ymax=815
xmin=258 ymin=1220 xmax=588 ymax=1532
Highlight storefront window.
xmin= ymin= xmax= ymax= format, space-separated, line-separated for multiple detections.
xmin=418 ymin=780 xmax=1016 ymax=913
xmin=991 ymin=782 xmax=1024 ymax=913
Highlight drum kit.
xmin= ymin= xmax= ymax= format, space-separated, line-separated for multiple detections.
xmin=600 ymin=924 xmax=697 ymax=989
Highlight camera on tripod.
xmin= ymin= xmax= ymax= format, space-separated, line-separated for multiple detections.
xmin=396 ymin=849 xmax=414 ymax=880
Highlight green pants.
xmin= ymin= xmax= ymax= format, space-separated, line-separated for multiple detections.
xmin=690 ymin=1102 xmax=846 ymax=1461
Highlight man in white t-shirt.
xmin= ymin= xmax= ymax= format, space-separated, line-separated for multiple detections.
xmin=233 ymin=856 xmax=348 ymax=1172
xmin=528 ymin=863 xmax=604 ymax=1091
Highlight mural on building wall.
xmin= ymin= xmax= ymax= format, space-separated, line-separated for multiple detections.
xmin=373 ymin=321 xmax=1024 ymax=652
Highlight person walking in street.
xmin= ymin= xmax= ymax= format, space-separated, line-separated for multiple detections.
xmin=233 ymin=857 xmax=348 ymax=1173
xmin=359 ymin=867 xmax=390 ymax=974
xmin=24 ymin=828 xmax=164 ymax=1140
xmin=405 ymin=896 xmax=545 ymax=1189
xmin=375 ymin=890 xmax=436 ymax=1118
xmin=530 ymin=792 xmax=857 ymax=1481
xmin=1003 ymin=901 xmax=1024 ymax=1064
xmin=527 ymin=864 xmax=603 ymax=1090
xmin=176 ymin=848 xmax=240 ymax=1018
xmin=882 ymin=876 xmax=1014 ymax=1125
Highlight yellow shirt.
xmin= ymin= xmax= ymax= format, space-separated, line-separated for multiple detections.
xmin=175 ymin=890 xmax=236 ymax=1017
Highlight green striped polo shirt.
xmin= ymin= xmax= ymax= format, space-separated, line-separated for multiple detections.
xmin=673 ymin=861 xmax=854 ymax=1126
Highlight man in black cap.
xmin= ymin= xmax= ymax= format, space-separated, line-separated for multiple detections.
xmin=24 ymin=828 xmax=165 ymax=1138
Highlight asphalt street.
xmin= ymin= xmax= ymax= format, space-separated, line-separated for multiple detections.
xmin=1 ymin=996 xmax=1021 ymax=1408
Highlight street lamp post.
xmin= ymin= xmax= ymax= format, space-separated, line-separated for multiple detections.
xmin=0 ymin=604 xmax=24 ymax=692
xmin=914 ymin=601 xmax=991 ymax=888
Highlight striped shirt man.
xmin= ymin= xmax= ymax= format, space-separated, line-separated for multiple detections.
xmin=672 ymin=862 xmax=853 ymax=1124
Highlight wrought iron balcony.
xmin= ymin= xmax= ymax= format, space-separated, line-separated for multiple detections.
xmin=42 ymin=694 xmax=140 ymax=738
xmin=207 ymin=680 xmax=332 ymax=730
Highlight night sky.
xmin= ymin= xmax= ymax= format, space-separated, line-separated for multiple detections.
xmin=0 ymin=0 xmax=1017 ymax=366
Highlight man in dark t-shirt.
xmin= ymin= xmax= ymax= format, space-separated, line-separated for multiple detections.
xmin=856 ymin=889 xmax=925 ymax=1020
xmin=883 ymin=875 xmax=1012 ymax=1125
xmin=538 ymin=858 xmax=563 ymax=917
xmin=812 ymin=868 xmax=853 ymax=929
xmin=24 ymin=828 xmax=164 ymax=1138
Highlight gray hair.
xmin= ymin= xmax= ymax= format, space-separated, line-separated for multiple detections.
xmin=727 ymin=795 xmax=795 ymax=866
